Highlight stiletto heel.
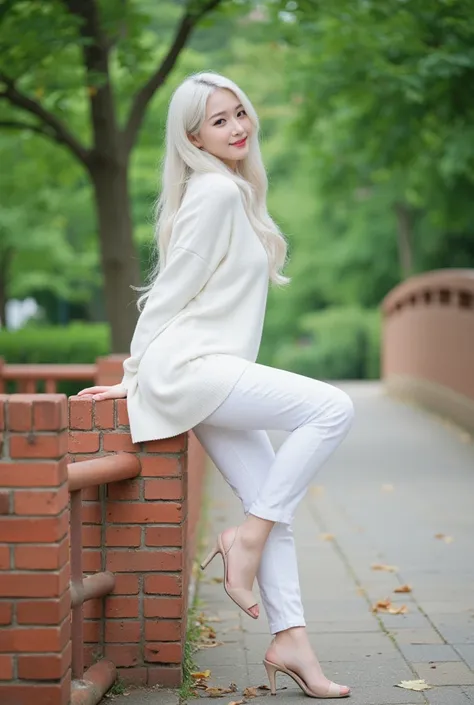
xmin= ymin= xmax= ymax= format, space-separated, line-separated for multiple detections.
xmin=200 ymin=529 xmax=259 ymax=619
xmin=200 ymin=543 xmax=218 ymax=570
xmin=262 ymin=658 xmax=350 ymax=699
xmin=264 ymin=659 xmax=277 ymax=695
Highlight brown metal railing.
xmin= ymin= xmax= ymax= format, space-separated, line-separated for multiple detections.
xmin=0 ymin=364 xmax=96 ymax=393
xmin=67 ymin=452 xmax=141 ymax=703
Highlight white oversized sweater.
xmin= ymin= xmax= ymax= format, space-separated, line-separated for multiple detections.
xmin=121 ymin=171 xmax=270 ymax=443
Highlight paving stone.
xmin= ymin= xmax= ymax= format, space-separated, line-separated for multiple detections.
xmin=425 ymin=686 xmax=473 ymax=705
xmin=398 ymin=643 xmax=463 ymax=662
xmin=454 ymin=645 xmax=474 ymax=669
xmin=413 ymin=661 xmax=474 ymax=686
xmin=105 ymin=687 xmax=179 ymax=705
xmin=388 ymin=628 xmax=445 ymax=645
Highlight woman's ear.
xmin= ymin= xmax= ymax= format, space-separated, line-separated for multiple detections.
xmin=187 ymin=133 xmax=203 ymax=150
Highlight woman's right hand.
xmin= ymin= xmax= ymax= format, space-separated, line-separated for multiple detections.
xmin=77 ymin=384 xmax=127 ymax=401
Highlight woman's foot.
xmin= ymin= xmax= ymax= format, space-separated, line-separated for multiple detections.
xmin=265 ymin=627 xmax=350 ymax=698
xmin=220 ymin=526 xmax=263 ymax=618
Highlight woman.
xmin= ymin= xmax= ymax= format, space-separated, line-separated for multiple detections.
xmin=78 ymin=71 xmax=353 ymax=699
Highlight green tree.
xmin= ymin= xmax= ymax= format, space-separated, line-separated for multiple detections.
xmin=0 ymin=0 xmax=230 ymax=350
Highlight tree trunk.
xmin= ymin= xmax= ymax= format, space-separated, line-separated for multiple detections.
xmin=0 ymin=246 xmax=13 ymax=328
xmin=394 ymin=202 xmax=414 ymax=279
xmin=91 ymin=162 xmax=141 ymax=352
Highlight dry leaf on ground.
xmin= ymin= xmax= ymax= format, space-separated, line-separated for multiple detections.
xmin=309 ymin=485 xmax=325 ymax=497
xmin=371 ymin=563 xmax=398 ymax=572
xmin=395 ymin=679 xmax=432 ymax=691
xmin=434 ymin=533 xmax=454 ymax=543
xmin=228 ymin=701 xmax=244 ymax=705
xmin=198 ymin=641 xmax=225 ymax=649
xmin=211 ymin=577 xmax=224 ymax=583
xmin=381 ymin=484 xmax=394 ymax=492
xmin=394 ymin=584 xmax=412 ymax=593
xmin=258 ymin=685 xmax=271 ymax=690
xmin=191 ymin=670 xmax=211 ymax=680
xmin=371 ymin=598 xmax=408 ymax=614
xmin=320 ymin=533 xmax=335 ymax=541
xmin=205 ymin=687 xmax=226 ymax=697
xmin=242 ymin=687 xmax=258 ymax=698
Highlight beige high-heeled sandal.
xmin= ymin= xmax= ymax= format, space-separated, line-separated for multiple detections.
xmin=263 ymin=658 xmax=350 ymax=699
xmin=200 ymin=529 xmax=259 ymax=619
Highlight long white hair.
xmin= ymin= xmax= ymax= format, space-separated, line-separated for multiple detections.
xmin=136 ymin=70 xmax=291 ymax=310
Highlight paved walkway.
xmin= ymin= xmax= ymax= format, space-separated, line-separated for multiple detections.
xmin=110 ymin=381 xmax=474 ymax=705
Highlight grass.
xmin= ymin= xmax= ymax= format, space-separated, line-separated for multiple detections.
xmin=179 ymin=601 xmax=203 ymax=701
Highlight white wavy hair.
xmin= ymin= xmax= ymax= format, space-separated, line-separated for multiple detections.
xmin=136 ymin=70 xmax=291 ymax=310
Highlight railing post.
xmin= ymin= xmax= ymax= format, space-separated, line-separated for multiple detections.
xmin=95 ymin=356 xmax=127 ymax=387
xmin=0 ymin=394 xmax=71 ymax=705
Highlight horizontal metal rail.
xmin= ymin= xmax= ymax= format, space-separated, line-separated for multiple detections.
xmin=68 ymin=453 xmax=141 ymax=492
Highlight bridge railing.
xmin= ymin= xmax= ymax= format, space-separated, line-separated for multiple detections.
xmin=381 ymin=268 xmax=474 ymax=432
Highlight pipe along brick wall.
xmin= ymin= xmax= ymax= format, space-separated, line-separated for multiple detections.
xmin=0 ymin=392 xmax=205 ymax=702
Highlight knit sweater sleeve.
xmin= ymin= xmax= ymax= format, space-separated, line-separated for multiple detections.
xmin=120 ymin=176 xmax=239 ymax=389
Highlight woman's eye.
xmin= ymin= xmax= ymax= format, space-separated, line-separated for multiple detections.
xmin=214 ymin=110 xmax=247 ymax=126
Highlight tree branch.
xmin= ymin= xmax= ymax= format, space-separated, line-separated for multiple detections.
xmin=0 ymin=119 xmax=54 ymax=138
xmin=0 ymin=72 xmax=91 ymax=166
xmin=123 ymin=0 xmax=224 ymax=155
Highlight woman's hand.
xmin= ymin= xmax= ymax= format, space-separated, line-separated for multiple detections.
xmin=77 ymin=384 xmax=127 ymax=401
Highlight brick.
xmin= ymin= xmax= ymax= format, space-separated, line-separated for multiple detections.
xmin=145 ymin=620 xmax=181 ymax=642
xmin=10 ymin=432 xmax=68 ymax=460
xmin=82 ymin=525 xmax=101 ymax=547
xmin=0 ymin=513 xmax=68 ymax=543
xmin=0 ymin=564 xmax=69 ymax=598
xmin=106 ymin=503 xmax=182 ymax=524
xmin=0 ymin=398 xmax=5 ymax=431
xmin=82 ymin=502 xmax=101 ymax=524
xmin=14 ymin=485 xmax=69 ymax=516
xmin=0 ymin=492 xmax=10 ymax=515
xmin=0 ymin=546 xmax=9 ymax=569
xmin=103 ymin=434 xmax=137 ymax=452
xmin=0 ymin=460 xmax=67 ymax=487
xmin=83 ymin=599 xmax=102 ymax=619
xmin=68 ymin=432 xmax=100 ymax=454
xmin=105 ymin=620 xmax=141 ymax=643
xmin=33 ymin=397 xmax=68 ymax=432
xmin=69 ymin=398 xmax=93 ymax=430
xmin=144 ymin=642 xmax=181 ymax=664
xmin=94 ymin=400 xmax=115 ymax=429
xmin=83 ymin=621 xmax=100 ymax=643
xmin=104 ymin=644 xmax=140 ymax=668
xmin=0 ymin=619 xmax=70 ymax=653
xmin=106 ymin=526 xmax=141 ymax=547
xmin=144 ymin=597 xmax=182 ymax=619
xmin=107 ymin=550 xmax=182 ymax=573
xmin=145 ymin=527 xmax=182 ymax=547
xmin=147 ymin=666 xmax=182 ymax=687
xmin=112 ymin=574 xmax=139 ymax=595
xmin=18 ymin=642 xmax=71 ymax=680
xmin=14 ymin=537 xmax=69 ymax=570
xmin=17 ymin=593 xmax=70 ymax=625
xmin=144 ymin=479 xmax=183 ymax=500
xmin=105 ymin=597 xmax=139 ymax=619
xmin=0 ymin=602 xmax=12 ymax=625
xmin=116 ymin=399 xmax=129 ymax=426
xmin=139 ymin=456 xmax=181 ymax=477
xmin=0 ymin=655 xmax=13 ymax=680
xmin=83 ymin=550 xmax=101 ymax=573
xmin=0 ymin=674 xmax=71 ymax=705
xmin=144 ymin=574 xmax=182 ymax=596
xmin=8 ymin=397 xmax=33 ymax=431
xmin=82 ymin=485 xmax=99 ymax=501
xmin=143 ymin=435 xmax=187 ymax=454
xmin=116 ymin=666 xmax=147 ymax=686
xmin=107 ymin=480 xmax=140 ymax=501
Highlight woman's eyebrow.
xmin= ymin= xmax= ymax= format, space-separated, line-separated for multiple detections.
xmin=209 ymin=103 xmax=243 ymax=121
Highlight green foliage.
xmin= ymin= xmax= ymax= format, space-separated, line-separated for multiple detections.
xmin=271 ymin=307 xmax=381 ymax=381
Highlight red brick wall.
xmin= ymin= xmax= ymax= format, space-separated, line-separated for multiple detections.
xmin=0 ymin=394 xmax=71 ymax=705
xmin=0 ymin=392 xmax=208 ymax=698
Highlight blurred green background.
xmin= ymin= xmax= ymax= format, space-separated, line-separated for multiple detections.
xmin=1 ymin=0 xmax=473 ymax=389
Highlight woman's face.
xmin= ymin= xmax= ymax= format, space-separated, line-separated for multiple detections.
xmin=189 ymin=88 xmax=252 ymax=170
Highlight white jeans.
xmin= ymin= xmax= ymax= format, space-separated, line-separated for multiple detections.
xmin=192 ymin=361 xmax=354 ymax=635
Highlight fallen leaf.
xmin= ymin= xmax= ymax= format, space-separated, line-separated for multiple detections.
xmin=243 ymin=687 xmax=258 ymax=698
xmin=228 ymin=701 xmax=244 ymax=705
xmin=191 ymin=670 xmax=211 ymax=680
xmin=434 ymin=533 xmax=454 ymax=543
xmin=381 ymin=484 xmax=394 ymax=492
xmin=211 ymin=577 xmax=224 ymax=583
xmin=395 ymin=679 xmax=432 ymax=691
xmin=320 ymin=533 xmax=335 ymax=541
xmin=205 ymin=686 xmax=225 ymax=697
xmin=388 ymin=604 xmax=408 ymax=615
xmin=371 ymin=598 xmax=392 ymax=613
xmin=309 ymin=485 xmax=325 ymax=497
xmin=198 ymin=641 xmax=225 ymax=649
xmin=207 ymin=616 xmax=223 ymax=623
xmin=258 ymin=685 xmax=271 ymax=690
xmin=371 ymin=563 xmax=398 ymax=572
xmin=394 ymin=584 xmax=412 ymax=593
